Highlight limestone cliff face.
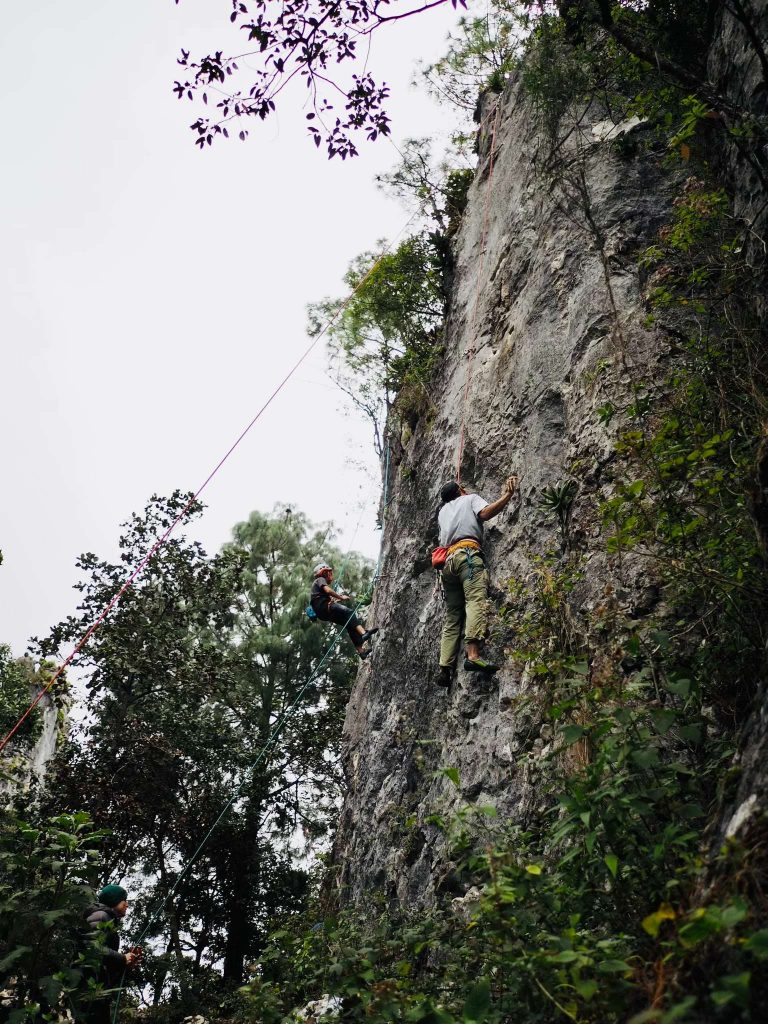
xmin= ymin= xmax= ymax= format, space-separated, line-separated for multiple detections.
xmin=333 ymin=80 xmax=675 ymax=907
xmin=333 ymin=9 xmax=767 ymax=908
xmin=0 ymin=691 xmax=60 ymax=796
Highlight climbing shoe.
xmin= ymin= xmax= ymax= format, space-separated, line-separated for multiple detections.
xmin=358 ymin=647 xmax=371 ymax=661
xmin=436 ymin=666 xmax=452 ymax=688
xmin=464 ymin=657 xmax=499 ymax=675
xmin=360 ymin=628 xmax=379 ymax=644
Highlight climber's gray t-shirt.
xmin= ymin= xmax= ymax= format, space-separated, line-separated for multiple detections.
xmin=438 ymin=493 xmax=489 ymax=547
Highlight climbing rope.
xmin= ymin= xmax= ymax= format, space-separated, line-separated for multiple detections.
xmin=456 ymin=100 xmax=502 ymax=482
xmin=107 ymin=443 xmax=391 ymax=1023
xmin=0 ymin=214 xmax=415 ymax=756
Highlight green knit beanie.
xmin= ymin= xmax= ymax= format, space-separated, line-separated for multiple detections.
xmin=98 ymin=884 xmax=128 ymax=907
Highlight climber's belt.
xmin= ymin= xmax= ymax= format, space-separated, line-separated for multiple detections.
xmin=446 ymin=539 xmax=482 ymax=558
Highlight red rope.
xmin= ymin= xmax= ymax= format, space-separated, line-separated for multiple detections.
xmin=456 ymin=100 xmax=502 ymax=482
xmin=0 ymin=217 xmax=416 ymax=756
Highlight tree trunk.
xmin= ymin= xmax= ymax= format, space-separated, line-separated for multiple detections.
xmin=154 ymin=833 xmax=184 ymax=960
xmin=221 ymin=767 xmax=267 ymax=982
xmin=222 ymin=881 xmax=252 ymax=983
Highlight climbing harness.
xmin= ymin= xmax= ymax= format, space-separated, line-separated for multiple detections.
xmin=447 ymin=538 xmax=481 ymax=558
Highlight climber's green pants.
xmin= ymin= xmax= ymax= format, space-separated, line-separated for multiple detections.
xmin=439 ymin=549 xmax=489 ymax=668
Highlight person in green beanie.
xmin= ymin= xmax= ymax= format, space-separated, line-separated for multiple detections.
xmin=78 ymin=884 xmax=140 ymax=1024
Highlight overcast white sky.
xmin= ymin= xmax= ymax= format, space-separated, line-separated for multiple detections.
xmin=1 ymin=0 xmax=465 ymax=655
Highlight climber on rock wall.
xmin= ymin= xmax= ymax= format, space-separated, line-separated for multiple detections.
xmin=435 ymin=476 xmax=517 ymax=687
xmin=309 ymin=563 xmax=378 ymax=660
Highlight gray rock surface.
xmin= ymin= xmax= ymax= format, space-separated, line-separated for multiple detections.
xmin=332 ymin=76 xmax=675 ymax=907
xmin=332 ymin=8 xmax=768 ymax=910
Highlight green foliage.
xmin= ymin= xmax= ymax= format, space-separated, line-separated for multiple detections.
xmin=518 ymin=0 xmax=766 ymax=207
xmin=234 ymin=623 xmax=761 ymax=1022
xmin=0 ymin=647 xmax=41 ymax=745
xmin=0 ymin=807 xmax=105 ymax=1021
xmin=600 ymin=176 xmax=767 ymax=722
xmin=502 ymin=557 xmax=584 ymax=676
xmin=418 ymin=1 xmax=525 ymax=152
xmin=377 ymin=138 xmax=476 ymax=243
xmin=522 ymin=9 xmax=600 ymax=147
xmin=642 ymin=182 xmax=728 ymax=261
xmin=523 ymin=0 xmax=720 ymax=82
xmin=310 ymin=232 xmax=446 ymax=450
xmin=237 ymin=764 xmax=759 ymax=1023
xmin=36 ymin=494 xmax=372 ymax=1004
xmin=539 ymin=479 xmax=578 ymax=552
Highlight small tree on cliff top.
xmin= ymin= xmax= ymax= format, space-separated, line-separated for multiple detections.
xmin=309 ymin=232 xmax=445 ymax=454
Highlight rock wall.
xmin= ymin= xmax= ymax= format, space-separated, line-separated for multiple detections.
xmin=332 ymin=6 xmax=768 ymax=909
xmin=0 ymin=691 xmax=60 ymax=798
xmin=332 ymin=76 xmax=676 ymax=906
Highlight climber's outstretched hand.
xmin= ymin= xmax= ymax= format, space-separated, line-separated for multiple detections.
xmin=503 ymin=475 xmax=518 ymax=497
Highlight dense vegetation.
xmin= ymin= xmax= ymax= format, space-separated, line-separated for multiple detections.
xmin=3 ymin=1 xmax=768 ymax=1022
xmin=0 ymin=500 xmax=371 ymax=1018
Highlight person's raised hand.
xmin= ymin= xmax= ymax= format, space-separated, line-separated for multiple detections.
xmin=504 ymin=475 xmax=518 ymax=497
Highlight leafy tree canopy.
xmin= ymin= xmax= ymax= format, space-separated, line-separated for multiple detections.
xmin=172 ymin=1 xmax=759 ymax=155
xmin=36 ymin=493 xmax=373 ymax=1002
xmin=0 ymin=808 xmax=108 ymax=1020
xmin=173 ymin=0 xmax=470 ymax=157
xmin=309 ymin=231 xmax=446 ymax=453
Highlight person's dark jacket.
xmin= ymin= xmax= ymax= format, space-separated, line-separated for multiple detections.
xmin=82 ymin=902 xmax=126 ymax=985
xmin=310 ymin=576 xmax=332 ymax=613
